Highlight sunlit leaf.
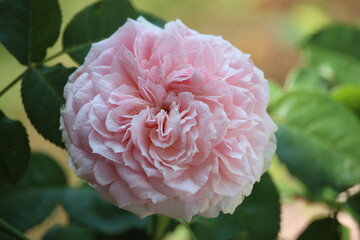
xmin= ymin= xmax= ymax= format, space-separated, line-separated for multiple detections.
xmin=331 ymin=85 xmax=360 ymax=118
xmin=269 ymin=80 xmax=283 ymax=106
xmin=302 ymin=24 xmax=360 ymax=86
xmin=271 ymin=90 xmax=360 ymax=193
xmin=285 ymin=65 xmax=334 ymax=91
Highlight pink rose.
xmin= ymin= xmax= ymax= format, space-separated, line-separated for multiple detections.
xmin=60 ymin=17 xmax=277 ymax=221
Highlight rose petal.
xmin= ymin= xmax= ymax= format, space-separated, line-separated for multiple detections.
xmin=60 ymin=17 xmax=277 ymax=221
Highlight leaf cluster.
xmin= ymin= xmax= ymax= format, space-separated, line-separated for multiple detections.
xmin=269 ymin=23 xmax=360 ymax=239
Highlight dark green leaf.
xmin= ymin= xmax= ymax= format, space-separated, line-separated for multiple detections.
xmin=21 ymin=65 xmax=75 ymax=148
xmin=139 ymin=12 xmax=166 ymax=27
xmin=298 ymin=217 xmax=341 ymax=240
xmin=43 ymin=224 xmax=96 ymax=240
xmin=331 ymin=85 xmax=360 ymax=118
xmin=347 ymin=193 xmax=360 ymax=223
xmin=0 ymin=0 xmax=61 ymax=65
xmin=97 ymin=229 xmax=148 ymax=240
xmin=0 ymin=111 xmax=30 ymax=187
xmin=19 ymin=152 xmax=67 ymax=188
xmin=302 ymin=24 xmax=360 ymax=86
xmin=0 ymin=230 xmax=16 ymax=240
xmin=271 ymin=90 xmax=360 ymax=193
xmin=63 ymin=0 xmax=138 ymax=64
xmin=191 ymin=173 xmax=280 ymax=240
xmin=62 ymin=186 xmax=149 ymax=235
xmin=230 ymin=232 xmax=247 ymax=240
xmin=0 ymin=190 xmax=61 ymax=232
xmin=0 ymin=153 xmax=67 ymax=231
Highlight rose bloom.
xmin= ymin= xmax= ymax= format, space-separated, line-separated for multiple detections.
xmin=60 ymin=17 xmax=277 ymax=221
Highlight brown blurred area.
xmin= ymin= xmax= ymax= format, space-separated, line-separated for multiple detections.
xmin=1 ymin=0 xmax=360 ymax=239
xmin=132 ymin=0 xmax=360 ymax=83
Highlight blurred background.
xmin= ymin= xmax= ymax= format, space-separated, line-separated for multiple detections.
xmin=0 ymin=0 xmax=359 ymax=239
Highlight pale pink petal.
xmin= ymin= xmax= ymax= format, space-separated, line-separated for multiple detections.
xmin=60 ymin=17 xmax=277 ymax=221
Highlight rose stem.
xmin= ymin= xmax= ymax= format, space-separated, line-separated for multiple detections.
xmin=0 ymin=217 xmax=31 ymax=240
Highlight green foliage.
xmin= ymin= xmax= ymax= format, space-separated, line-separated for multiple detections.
xmin=271 ymin=90 xmax=360 ymax=194
xmin=148 ymin=214 xmax=179 ymax=240
xmin=21 ymin=65 xmax=76 ymax=148
xmin=0 ymin=153 xmax=67 ymax=231
xmin=63 ymin=0 xmax=139 ymax=64
xmin=0 ymin=111 xmax=30 ymax=187
xmin=268 ymin=80 xmax=283 ymax=105
xmin=191 ymin=173 xmax=280 ymax=240
xmin=43 ymin=224 xmax=96 ymax=240
xmin=98 ymin=228 xmax=149 ymax=240
xmin=331 ymin=85 xmax=360 ymax=117
xmin=62 ymin=186 xmax=150 ymax=235
xmin=0 ymin=0 xmax=61 ymax=65
xmin=274 ymin=22 xmax=360 ymax=240
xmin=19 ymin=152 xmax=67 ymax=188
xmin=298 ymin=217 xmax=343 ymax=240
xmin=285 ymin=65 xmax=333 ymax=91
xmin=347 ymin=193 xmax=360 ymax=223
xmin=302 ymin=24 xmax=360 ymax=86
xmin=0 ymin=230 xmax=16 ymax=240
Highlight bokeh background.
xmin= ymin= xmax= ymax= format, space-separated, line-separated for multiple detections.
xmin=1 ymin=0 xmax=359 ymax=239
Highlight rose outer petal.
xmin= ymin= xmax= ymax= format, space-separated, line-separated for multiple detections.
xmin=60 ymin=17 xmax=277 ymax=221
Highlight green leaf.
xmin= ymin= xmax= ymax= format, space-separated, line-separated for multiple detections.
xmin=0 ymin=111 xmax=30 ymax=187
xmin=97 ymin=229 xmax=149 ymax=240
xmin=62 ymin=0 xmax=138 ymax=64
xmin=148 ymin=214 xmax=178 ymax=240
xmin=21 ymin=64 xmax=75 ymax=148
xmin=298 ymin=217 xmax=342 ymax=240
xmin=0 ymin=153 xmax=67 ymax=231
xmin=0 ymin=190 xmax=60 ymax=232
xmin=340 ymin=224 xmax=350 ymax=240
xmin=139 ymin=12 xmax=166 ymax=28
xmin=19 ymin=152 xmax=67 ymax=188
xmin=347 ymin=193 xmax=360 ymax=223
xmin=269 ymin=80 xmax=283 ymax=106
xmin=0 ymin=0 xmax=61 ymax=65
xmin=331 ymin=85 xmax=360 ymax=118
xmin=230 ymin=232 xmax=247 ymax=240
xmin=271 ymin=90 xmax=360 ymax=193
xmin=285 ymin=65 xmax=334 ymax=91
xmin=302 ymin=24 xmax=360 ymax=86
xmin=0 ymin=232 xmax=15 ymax=240
xmin=43 ymin=224 xmax=95 ymax=240
xmin=62 ymin=186 xmax=150 ymax=235
xmin=190 ymin=173 xmax=280 ymax=240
